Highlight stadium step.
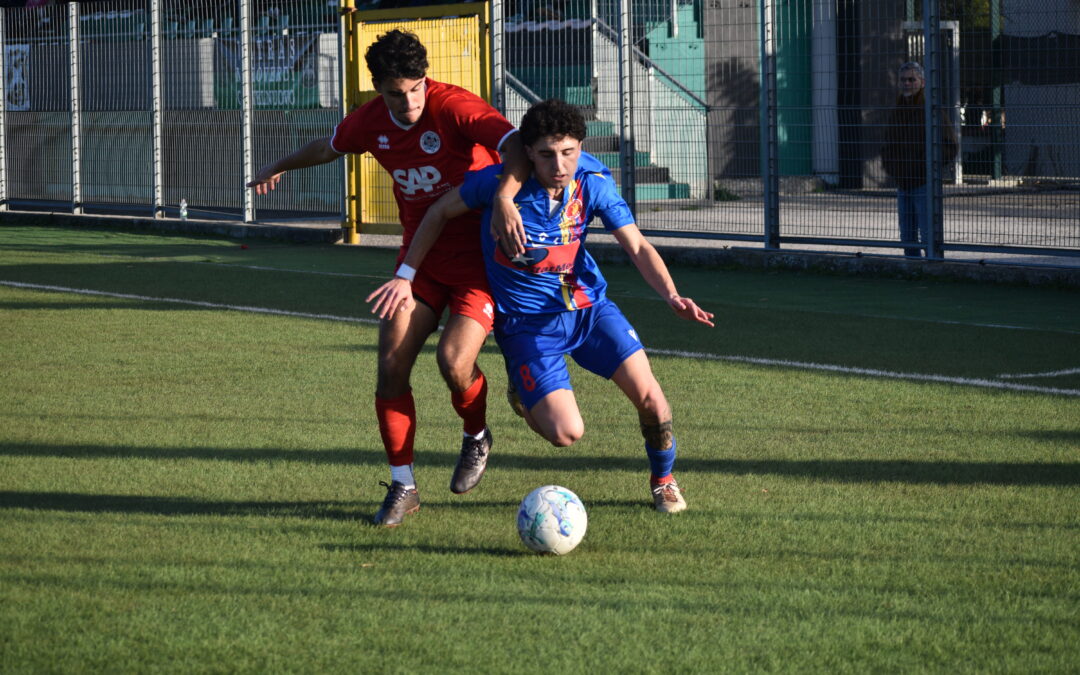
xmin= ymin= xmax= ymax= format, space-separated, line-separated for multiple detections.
xmin=581 ymin=134 xmax=689 ymax=200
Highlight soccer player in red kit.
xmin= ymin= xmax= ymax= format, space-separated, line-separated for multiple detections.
xmin=247 ymin=30 xmax=528 ymax=527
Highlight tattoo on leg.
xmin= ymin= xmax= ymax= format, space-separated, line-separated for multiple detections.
xmin=640 ymin=418 xmax=673 ymax=450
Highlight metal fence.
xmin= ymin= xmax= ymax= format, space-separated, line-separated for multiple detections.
xmin=1 ymin=0 xmax=1077 ymax=261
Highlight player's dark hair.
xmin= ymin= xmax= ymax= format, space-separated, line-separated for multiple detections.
xmin=519 ymin=99 xmax=588 ymax=146
xmin=365 ymin=30 xmax=428 ymax=83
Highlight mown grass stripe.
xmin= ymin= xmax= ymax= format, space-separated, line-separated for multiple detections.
xmin=5 ymin=279 xmax=1078 ymax=398
xmin=0 ymin=280 xmax=379 ymax=326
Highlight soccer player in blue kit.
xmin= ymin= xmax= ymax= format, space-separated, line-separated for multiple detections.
xmin=368 ymin=99 xmax=714 ymax=512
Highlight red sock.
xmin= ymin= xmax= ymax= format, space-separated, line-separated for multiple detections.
xmin=375 ymin=392 xmax=416 ymax=467
xmin=651 ymin=473 xmax=675 ymax=485
xmin=450 ymin=369 xmax=488 ymax=436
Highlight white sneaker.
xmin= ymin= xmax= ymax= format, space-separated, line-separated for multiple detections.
xmin=651 ymin=477 xmax=687 ymax=513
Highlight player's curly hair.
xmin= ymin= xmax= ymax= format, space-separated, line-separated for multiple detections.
xmin=365 ymin=30 xmax=428 ymax=83
xmin=519 ymin=99 xmax=588 ymax=146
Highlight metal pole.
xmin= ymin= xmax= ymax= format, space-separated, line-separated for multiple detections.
xmin=150 ymin=0 xmax=164 ymax=218
xmin=811 ymin=0 xmax=838 ymax=186
xmin=590 ymin=0 xmax=598 ymax=80
xmin=240 ymin=0 xmax=255 ymax=223
xmin=617 ymin=0 xmax=635 ymax=216
xmin=69 ymin=2 xmax=83 ymax=214
xmin=337 ymin=0 xmax=348 ymax=237
xmin=990 ymin=0 xmax=1002 ymax=180
xmin=923 ymin=0 xmax=943 ymax=259
xmin=491 ymin=0 xmax=504 ymax=113
xmin=0 ymin=9 xmax=8 ymax=212
xmin=339 ymin=0 xmax=359 ymax=244
xmin=759 ymin=0 xmax=779 ymax=248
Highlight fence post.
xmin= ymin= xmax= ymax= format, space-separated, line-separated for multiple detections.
xmin=69 ymin=2 xmax=83 ymax=215
xmin=337 ymin=0 xmax=348 ymax=236
xmin=0 ymin=9 xmax=7 ymax=212
xmin=989 ymin=0 xmax=1003 ymax=180
xmin=759 ymin=0 xmax=779 ymax=249
xmin=811 ymin=0 xmax=839 ymax=186
xmin=491 ymin=0 xmax=504 ymax=113
xmin=617 ymin=0 xmax=636 ymax=215
xmin=150 ymin=0 xmax=164 ymax=218
xmin=240 ymin=0 xmax=255 ymax=223
xmin=923 ymin=0 xmax=943 ymax=259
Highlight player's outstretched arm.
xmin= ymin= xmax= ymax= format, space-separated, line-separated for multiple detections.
xmin=613 ymin=224 xmax=715 ymax=327
xmin=247 ymin=136 xmax=342 ymax=195
xmin=365 ymin=187 xmax=472 ymax=320
xmin=489 ymin=132 xmax=530 ymax=258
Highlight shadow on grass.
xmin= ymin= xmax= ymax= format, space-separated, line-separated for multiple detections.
xmin=3 ymin=441 xmax=1080 ymax=486
xmin=0 ymin=491 xmax=361 ymax=520
xmin=320 ymin=542 xmax=524 ymax=557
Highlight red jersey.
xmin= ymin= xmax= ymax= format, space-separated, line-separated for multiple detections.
xmin=331 ymin=79 xmax=515 ymax=267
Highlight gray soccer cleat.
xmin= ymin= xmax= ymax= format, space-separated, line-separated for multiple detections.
xmin=450 ymin=428 xmax=492 ymax=494
xmin=373 ymin=480 xmax=420 ymax=527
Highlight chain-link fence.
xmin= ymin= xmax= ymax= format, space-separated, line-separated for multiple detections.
xmin=1 ymin=0 xmax=1077 ymax=261
xmin=0 ymin=0 xmax=341 ymax=220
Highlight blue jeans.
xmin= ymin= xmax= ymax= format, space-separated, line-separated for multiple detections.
xmin=897 ymin=183 xmax=928 ymax=257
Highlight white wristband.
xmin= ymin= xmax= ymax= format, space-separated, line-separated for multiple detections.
xmin=395 ymin=263 xmax=417 ymax=282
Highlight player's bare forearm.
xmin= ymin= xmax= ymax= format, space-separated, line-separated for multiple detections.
xmin=490 ymin=132 xmax=529 ymax=257
xmin=247 ymin=136 xmax=341 ymax=194
xmin=615 ymin=224 xmax=715 ymax=327
xmin=401 ymin=187 xmax=470 ymax=270
xmin=366 ymin=188 xmax=469 ymax=320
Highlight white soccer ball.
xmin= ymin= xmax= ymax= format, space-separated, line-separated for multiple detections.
xmin=516 ymin=485 xmax=587 ymax=555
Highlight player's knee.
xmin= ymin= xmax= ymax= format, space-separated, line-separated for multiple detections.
xmin=634 ymin=385 xmax=669 ymax=420
xmin=548 ymin=429 xmax=582 ymax=447
xmin=436 ymin=350 xmax=475 ymax=390
xmin=547 ymin=418 xmax=584 ymax=447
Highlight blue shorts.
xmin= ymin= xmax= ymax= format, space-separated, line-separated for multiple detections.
xmin=494 ymin=299 xmax=644 ymax=410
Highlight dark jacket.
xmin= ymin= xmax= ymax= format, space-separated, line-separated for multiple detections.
xmin=881 ymin=88 xmax=959 ymax=191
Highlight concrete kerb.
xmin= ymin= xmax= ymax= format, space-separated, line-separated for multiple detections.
xmin=3 ymin=210 xmax=1078 ymax=288
xmin=0 ymin=211 xmax=343 ymax=244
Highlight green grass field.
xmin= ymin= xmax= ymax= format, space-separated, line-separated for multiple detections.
xmin=1 ymin=224 xmax=1078 ymax=672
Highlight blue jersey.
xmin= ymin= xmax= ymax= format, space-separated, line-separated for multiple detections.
xmin=459 ymin=151 xmax=635 ymax=316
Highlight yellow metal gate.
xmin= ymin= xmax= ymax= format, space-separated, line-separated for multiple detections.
xmin=339 ymin=2 xmax=492 ymax=243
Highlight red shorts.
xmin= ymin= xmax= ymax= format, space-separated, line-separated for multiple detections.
xmin=403 ymin=249 xmax=495 ymax=332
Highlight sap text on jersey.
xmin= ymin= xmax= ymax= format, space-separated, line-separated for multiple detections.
xmin=392 ymin=166 xmax=444 ymax=196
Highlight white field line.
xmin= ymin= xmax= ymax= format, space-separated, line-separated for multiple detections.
xmin=4 ymin=279 xmax=1079 ymax=398
xmin=26 ymin=251 xmax=1079 ymax=335
xmin=646 ymin=349 xmax=1080 ymax=397
xmin=0 ymin=280 xmax=380 ymax=326
xmin=997 ymin=367 xmax=1080 ymax=380
xmin=191 ymin=261 xmax=1080 ymax=336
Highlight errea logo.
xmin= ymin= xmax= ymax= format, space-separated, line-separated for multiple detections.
xmin=392 ymin=166 xmax=442 ymax=195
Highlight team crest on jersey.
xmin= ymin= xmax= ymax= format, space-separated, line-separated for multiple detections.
xmin=420 ymin=131 xmax=441 ymax=154
xmin=565 ymin=198 xmax=584 ymax=219
xmin=377 ymin=135 xmax=390 ymax=149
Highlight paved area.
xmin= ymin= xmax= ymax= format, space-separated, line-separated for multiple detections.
xmin=4 ymin=202 xmax=1078 ymax=287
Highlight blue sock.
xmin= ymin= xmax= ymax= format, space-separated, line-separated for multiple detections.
xmin=645 ymin=437 xmax=676 ymax=479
